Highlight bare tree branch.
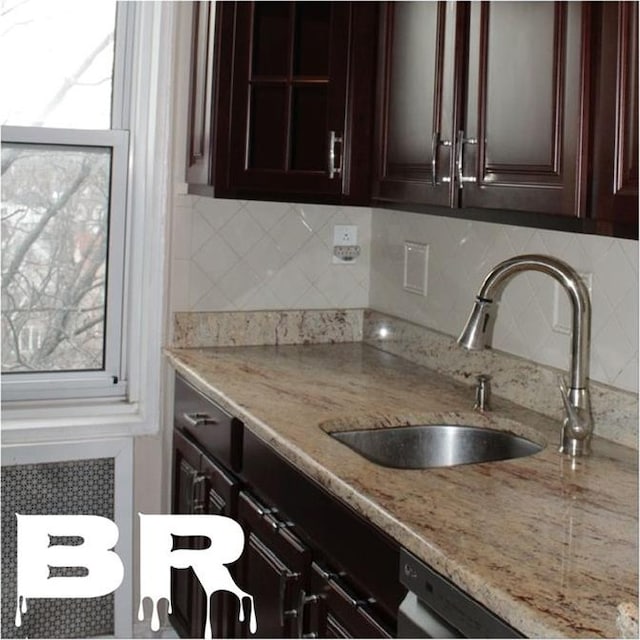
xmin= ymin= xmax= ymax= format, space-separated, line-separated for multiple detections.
xmin=73 ymin=315 xmax=105 ymax=338
xmin=32 ymin=226 xmax=107 ymax=364
xmin=1 ymin=158 xmax=93 ymax=291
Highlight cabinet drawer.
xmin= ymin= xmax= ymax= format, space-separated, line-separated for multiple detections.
xmin=174 ymin=374 xmax=242 ymax=472
xmin=241 ymin=428 xmax=404 ymax=620
xmin=309 ymin=562 xmax=394 ymax=638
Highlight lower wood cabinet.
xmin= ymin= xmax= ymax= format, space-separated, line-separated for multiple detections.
xmin=307 ymin=563 xmax=394 ymax=638
xmin=234 ymin=491 xmax=311 ymax=638
xmin=171 ymin=430 xmax=202 ymax=638
xmin=171 ymin=429 xmax=241 ymax=639
xmin=171 ymin=374 xmax=402 ymax=638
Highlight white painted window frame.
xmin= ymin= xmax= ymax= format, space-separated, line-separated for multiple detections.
xmin=1 ymin=126 xmax=129 ymax=402
xmin=1 ymin=2 xmax=176 ymax=443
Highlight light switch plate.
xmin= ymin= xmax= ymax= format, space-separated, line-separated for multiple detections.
xmin=403 ymin=242 xmax=429 ymax=296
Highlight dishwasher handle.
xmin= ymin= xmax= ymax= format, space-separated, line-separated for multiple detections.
xmin=398 ymin=593 xmax=460 ymax=639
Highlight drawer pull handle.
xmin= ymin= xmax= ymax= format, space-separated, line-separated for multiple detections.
xmin=297 ymin=590 xmax=319 ymax=637
xmin=279 ymin=571 xmax=301 ymax=627
xmin=271 ymin=517 xmax=294 ymax=531
xmin=191 ymin=473 xmax=206 ymax=514
xmin=183 ymin=412 xmax=218 ymax=428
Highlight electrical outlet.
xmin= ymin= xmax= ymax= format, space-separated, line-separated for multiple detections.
xmin=333 ymin=225 xmax=357 ymax=246
xmin=332 ymin=225 xmax=359 ymax=264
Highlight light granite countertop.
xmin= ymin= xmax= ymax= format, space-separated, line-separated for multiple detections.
xmin=166 ymin=343 xmax=638 ymax=639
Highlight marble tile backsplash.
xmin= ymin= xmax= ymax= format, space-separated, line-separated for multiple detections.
xmin=370 ymin=209 xmax=639 ymax=393
xmin=170 ymin=195 xmax=371 ymax=314
xmin=169 ymin=194 xmax=638 ymax=394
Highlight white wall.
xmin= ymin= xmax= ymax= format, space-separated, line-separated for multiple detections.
xmin=370 ymin=208 xmax=639 ymax=393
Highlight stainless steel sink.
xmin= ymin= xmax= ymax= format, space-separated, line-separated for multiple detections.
xmin=331 ymin=424 xmax=543 ymax=469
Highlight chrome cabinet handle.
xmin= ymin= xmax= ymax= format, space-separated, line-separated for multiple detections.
xmin=182 ymin=412 xmax=218 ymax=428
xmin=279 ymin=571 xmax=301 ymax=628
xmin=297 ymin=589 xmax=319 ymax=638
xmin=431 ymin=131 xmax=452 ymax=186
xmin=328 ymin=130 xmax=343 ymax=179
xmin=456 ymin=129 xmax=477 ymax=187
xmin=191 ymin=473 xmax=206 ymax=514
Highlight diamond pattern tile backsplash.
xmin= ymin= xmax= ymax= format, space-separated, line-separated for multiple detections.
xmin=369 ymin=208 xmax=639 ymax=393
xmin=170 ymin=195 xmax=638 ymax=393
xmin=170 ymin=196 xmax=370 ymax=313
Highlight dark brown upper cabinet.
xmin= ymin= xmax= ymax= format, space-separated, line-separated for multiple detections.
xmin=196 ymin=1 xmax=378 ymax=205
xmin=589 ymin=1 xmax=638 ymax=237
xmin=186 ymin=2 xmax=217 ymax=188
xmin=373 ymin=1 xmax=639 ymax=239
xmin=373 ymin=2 xmax=458 ymax=208
xmin=461 ymin=1 xmax=585 ymax=217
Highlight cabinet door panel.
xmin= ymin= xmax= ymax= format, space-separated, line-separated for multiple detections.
xmin=617 ymin=2 xmax=639 ymax=197
xmin=201 ymin=455 xmax=241 ymax=639
xmin=374 ymin=1 xmax=458 ymax=206
xmin=589 ymin=1 xmax=638 ymax=235
xmin=241 ymin=533 xmax=298 ymax=637
xmin=248 ymin=85 xmax=289 ymax=170
xmin=251 ymin=2 xmax=290 ymax=76
xmin=293 ymin=2 xmax=332 ymax=75
xmin=462 ymin=1 xmax=586 ymax=216
xmin=228 ymin=2 xmax=349 ymax=196
xmin=170 ymin=431 xmax=205 ymax=639
xmin=235 ymin=491 xmax=311 ymax=638
xmin=186 ymin=2 xmax=216 ymax=186
xmin=484 ymin=5 xmax=556 ymax=167
xmin=290 ymin=85 xmax=329 ymax=171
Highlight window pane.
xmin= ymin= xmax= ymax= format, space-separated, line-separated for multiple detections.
xmin=0 ymin=0 xmax=116 ymax=129
xmin=1 ymin=143 xmax=111 ymax=373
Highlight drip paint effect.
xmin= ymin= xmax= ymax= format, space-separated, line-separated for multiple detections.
xmin=14 ymin=513 xmax=254 ymax=638
xmin=15 ymin=595 xmax=27 ymax=627
xmin=138 ymin=514 xmax=257 ymax=639
xmin=15 ymin=514 xmax=124 ymax=629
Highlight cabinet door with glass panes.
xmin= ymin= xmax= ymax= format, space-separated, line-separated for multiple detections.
xmin=212 ymin=1 xmax=378 ymax=205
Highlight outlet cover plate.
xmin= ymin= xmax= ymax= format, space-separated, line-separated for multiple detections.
xmin=333 ymin=225 xmax=357 ymax=246
xmin=403 ymin=242 xmax=429 ymax=296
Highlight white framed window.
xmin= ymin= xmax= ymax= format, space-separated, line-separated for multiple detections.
xmin=1 ymin=1 xmax=174 ymax=441
xmin=1 ymin=0 xmax=133 ymax=402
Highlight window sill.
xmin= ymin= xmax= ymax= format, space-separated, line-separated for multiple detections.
xmin=1 ymin=398 xmax=158 ymax=445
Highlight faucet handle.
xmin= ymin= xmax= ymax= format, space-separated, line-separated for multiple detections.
xmin=558 ymin=376 xmax=591 ymax=440
xmin=558 ymin=377 xmax=578 ymax=422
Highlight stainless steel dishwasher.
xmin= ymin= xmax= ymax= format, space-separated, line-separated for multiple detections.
xmin=398 ymin=549 xmax=524 ymax=638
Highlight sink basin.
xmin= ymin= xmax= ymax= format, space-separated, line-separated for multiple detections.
xmin=331 ymin=424 xmax=543 ymax=469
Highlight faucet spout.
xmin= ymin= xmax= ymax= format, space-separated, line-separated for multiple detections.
xmin=457 ymin=254 xmax=593 ymax=457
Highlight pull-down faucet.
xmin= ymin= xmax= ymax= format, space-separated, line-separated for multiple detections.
xmin=457 ymin=255 xmax=593 ymax=457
